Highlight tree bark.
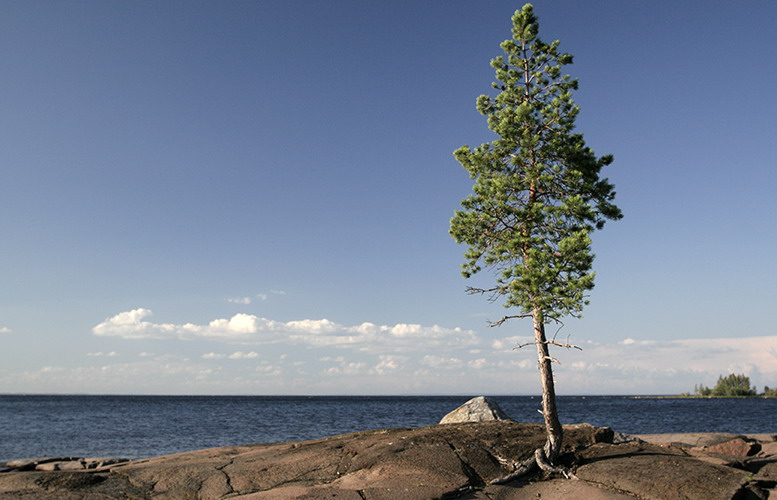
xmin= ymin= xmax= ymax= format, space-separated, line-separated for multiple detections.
xmin=533 ymin=309 xmax=563 ymax=464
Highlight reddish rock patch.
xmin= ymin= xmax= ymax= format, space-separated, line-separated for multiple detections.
xmin=704 ymin=437 xmax=761 ymax=457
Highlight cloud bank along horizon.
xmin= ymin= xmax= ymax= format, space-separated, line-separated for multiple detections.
xmin=78 ymin=307 xmax=777 ymax=395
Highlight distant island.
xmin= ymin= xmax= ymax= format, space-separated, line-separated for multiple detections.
xmin=680 ymin=373 xmax=777 ymax=398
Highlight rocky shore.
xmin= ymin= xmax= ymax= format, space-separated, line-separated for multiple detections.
xmin=1 ymin=398 xmax=775 ymax=499
xmin=2 ymin=424 xmax=776 ymax=499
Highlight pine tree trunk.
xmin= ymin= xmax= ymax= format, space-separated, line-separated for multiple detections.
xmin=533 ymin=310 xmax=563 ymax=463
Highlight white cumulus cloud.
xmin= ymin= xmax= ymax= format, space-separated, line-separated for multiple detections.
xmin=92 ymin=309 xmax=178 ymax=340
xmin=370 ymin=355 xmax=407 ymax=375
xmin=203 ymin=351 xmax=260 ymax=360
xmin=469 ymin=358 xmax=487 ymax=369
xmin=321 ymin=356 xmax=368 ymax=375
xmin=92 ymin=308 xmax=478 ymax=353
xmin=227 ymin=292 xmax=278 ymax=304
xmin=421 ymin=355 xmax=464 ymax=369
xmin=0 ymin=327 xmax=11 ymax=334
xmin=228 ymin=351 xmax=259 ymax=359
xmin=256 ymin=364 xmax=282 ymax=376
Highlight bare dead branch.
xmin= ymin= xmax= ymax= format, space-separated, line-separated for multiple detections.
xmin=550 ymin=320 xmax=565 ymax=342
xmin=488 ymin=314 xmax=533 ymax=327
xmin=465 ymin=286 xmax=507 ymax=304
xmin=547 ymin=340 xmax=582 ymax=351
xmin=465 ymin=286 xmax=502 ymax=295
xmin=513 ymin=340 xmax=582 ymax=351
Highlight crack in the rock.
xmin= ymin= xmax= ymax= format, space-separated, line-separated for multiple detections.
xmin=256 ymin=463 xmax=333 ymax=491
xmin=474 ymin=443 xmax=535 ymax=484
xmin=481 ymin=446 xmax=519 ymax=470
xmin=444 ymin=439 xmax=485 ymax=488
xmin=215 ymin=459 xmax=236 ymax=497
xmin=577 ymin=478 xmax=646 ymax=499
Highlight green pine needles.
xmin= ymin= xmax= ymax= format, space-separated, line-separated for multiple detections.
xmin=451 ymin=4 xmax=621 ymax=325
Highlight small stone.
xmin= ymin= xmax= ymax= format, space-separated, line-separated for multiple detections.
xmin=83 ymin=458 xmax=128 ymax=469
xmin=705 ymin=437 xmax=760 ymax=457
xmin=2 ymin=459 xmax=38 ymax=471
xmin=757 ymin=441 xmax=777 ymax=458
xmin=439 ymin=396 xmax=509 ymax=424
xmin=35 ymin=462 xmax=59 ymax=471
xmin=36 ymin=460 xmax=89 ymax=471
xmin=4 ymin=458 xmax=76 ymax=471
xmin=612 ymin=431 xmax=643 ymax=444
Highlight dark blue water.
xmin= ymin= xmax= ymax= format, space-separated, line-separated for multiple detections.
xmin=1 ymin=395 xmax=775 ymax=462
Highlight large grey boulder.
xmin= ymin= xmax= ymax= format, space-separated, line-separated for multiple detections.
xmin=439 ymin=396 xmax=510 ymax=424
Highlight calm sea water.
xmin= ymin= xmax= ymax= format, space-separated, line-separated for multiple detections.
xmin=1 ymin=395 xmax=776 ymax=462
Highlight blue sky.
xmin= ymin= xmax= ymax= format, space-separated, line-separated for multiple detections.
xmin=2 ymin=1 xmax=776 ymax=395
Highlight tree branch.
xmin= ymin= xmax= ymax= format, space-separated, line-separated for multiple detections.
xmin=465 ymin=286 xmax=507 ymax=304
xmin=488 ymin=314 xmax=533 ymax=327
xmin=514 ymin=339 xmax=582 ymax=352
xmin=549 ymin=340 xmax=582 ymax=351
xmin=465 ymin=286 xmax=502 ymax=295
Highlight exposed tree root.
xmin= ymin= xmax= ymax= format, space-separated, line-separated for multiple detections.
xmin=489 ymin=455 xmax=536 ymax=485
xmin=489 ymin=447 xmax=577 ymax=485
xmin=534 ymin=448 xmax=578 ymax=480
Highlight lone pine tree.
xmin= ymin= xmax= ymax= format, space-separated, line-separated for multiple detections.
xmin=450 ymin=4 xmax=621 ymax=472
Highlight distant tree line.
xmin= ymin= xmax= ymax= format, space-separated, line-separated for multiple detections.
xmin=688 ymin=374 xmax=777 ymax=397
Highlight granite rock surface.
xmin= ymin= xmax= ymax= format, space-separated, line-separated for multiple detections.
xmin=1 ymin=422 xmax=775 ymax=499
